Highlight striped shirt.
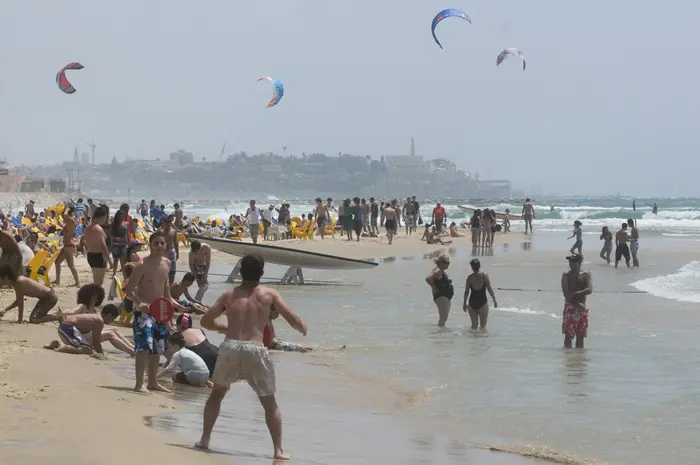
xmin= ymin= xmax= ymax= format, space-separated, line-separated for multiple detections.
xmin=74 ymin=203 xmax=87 ymax=218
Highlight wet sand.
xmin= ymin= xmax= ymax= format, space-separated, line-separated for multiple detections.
xmin=0 ymin=228 xmax=620 ymax=464
xmin=0 ymin=322 xmax=226 ymax=465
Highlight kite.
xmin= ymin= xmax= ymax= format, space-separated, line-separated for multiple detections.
xmin=257 ymin=77 xmax=284 ymax=108
xmin=56 ymin=62 xmax=84 ymax=94
xmin=431 ymin=9 xmax=471 ymax=50
xmin=496 ymin=48 xmax=526 ymax=71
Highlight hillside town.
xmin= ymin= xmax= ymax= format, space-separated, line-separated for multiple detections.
xmin=4 ymin=138 xmax=511 ymax=200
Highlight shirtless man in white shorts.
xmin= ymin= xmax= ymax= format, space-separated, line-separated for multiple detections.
xmin=196 ymin=254 xmax=307 ymax=460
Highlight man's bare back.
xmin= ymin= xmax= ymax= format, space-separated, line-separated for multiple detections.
xmin=204 ymin=285 xmax=306 ymax=342
xmin=383 ymin=207 xmax=397 ymax=221
xmin=616 ymin=229 xmax=628 ymax=245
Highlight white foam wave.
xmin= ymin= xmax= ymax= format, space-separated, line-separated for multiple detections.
xmin=630 ymin=262 xmax=700 ymax=303
xmin=662 ymin=232 xmax=700 ymax=237
xmin=494 ymin=307 xmax=560 ymax=319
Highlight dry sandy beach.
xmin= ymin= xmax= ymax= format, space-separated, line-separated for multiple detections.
xmin=0 ymin=231 xmax=547 ymax=465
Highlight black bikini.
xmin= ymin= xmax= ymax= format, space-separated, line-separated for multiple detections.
xmin=433 ymin=271 xmax=454 ymax=301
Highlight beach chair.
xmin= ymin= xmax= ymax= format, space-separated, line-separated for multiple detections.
xmin=24 ymin=250 xmax=48 ymax=279
xmin=324 ymin=217 xmax=337 ymax=238
xmin=177 ymin=231 xmax=189 ymax=247
xmin=38 ymin=250 xmax=61 ymax=286
xmin=304 ymin=221 xmax=317 ymax=240
xmin=115 ymin=278 xmax=133 ymax=325
xmin=291 ymin=221 xmax=309 ymax=240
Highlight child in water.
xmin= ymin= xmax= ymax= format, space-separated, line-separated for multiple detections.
xmin=599 ymin=226 xmax=613 ymax=264
xmin=568 ymin=220 xmax=583 ymax=258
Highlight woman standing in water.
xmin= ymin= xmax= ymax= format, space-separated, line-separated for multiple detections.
xmin=463 ymin=259 xmax=497 ymax=330
xmin=425 ymin=253 xmax=454 ymax=327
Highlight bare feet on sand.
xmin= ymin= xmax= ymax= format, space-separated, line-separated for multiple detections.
xmin=147 ymin=382 xmax=171 ymax=393
xmin=194 ymin=437 xmax=210 ymax=450
xmin=134 ymin=385 xmax=150 ymax=394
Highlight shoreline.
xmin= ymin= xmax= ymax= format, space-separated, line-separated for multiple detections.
xmin=2 ymin=229 xmax=671 ymax=464
xmin=0 ymin=321 xmax=227 ymax=465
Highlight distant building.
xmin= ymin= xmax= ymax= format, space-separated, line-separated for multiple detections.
xmin=20 ymin=179 xmax=45 ymax=192
xmin=48 ymin=179 xmax=66 ymax=193
xmin=170 ymin=150 xmax=194 ymax=165
xmin=0 ymin=159 xmax=26 ymax=192
xmin=81 ymin=152 xmax=90 ymax=165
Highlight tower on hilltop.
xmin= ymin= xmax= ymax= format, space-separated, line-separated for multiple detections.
xmin=410 ymin=136 xmax=415 ymax=156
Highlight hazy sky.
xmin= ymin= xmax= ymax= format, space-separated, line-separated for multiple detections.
xmin=2 ymin=1 xmax=699 ymax=196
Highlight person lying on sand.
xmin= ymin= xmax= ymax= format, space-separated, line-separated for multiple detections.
xmin=426 ymin=226 xmax=452 ymax=245
xmin=43 ymin=304 xmax=134 ymax=358
xmin=263 ymin=310 xmax=313 ymax=353
xmin=0 ymin=264 xmax=58 ymax=323
xmin=157 ymin=332 xmax=213 ymax=388
xmin=170 ymin=272 xmax=205 ymax=314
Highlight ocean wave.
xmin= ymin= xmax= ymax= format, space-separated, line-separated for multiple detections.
xmin=480 ymin=444 xmax=611 ymax=465
xmin=630 ymin=262 xmax=700 ymax=303
xmin=493 ymin=307 xmax=560 ymax=319
xmin=161 ymin=198 xmax=700 ymax=235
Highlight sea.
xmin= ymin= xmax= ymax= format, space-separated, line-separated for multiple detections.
xmin=108 ymin=197 xmax=700 ymax=465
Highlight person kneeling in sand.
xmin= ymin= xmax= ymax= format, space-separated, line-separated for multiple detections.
xmin=158 ymin=332 xmax=213 ymax=388
xmin=170 ymin=272 xmax=206 ymax=314
xmin=263 ymin=310 xmax=312 ymax=353
xmin=0 ymin=264 xmax=58 ymax=324
xmin=43 ymin=304 xmax=133 ymax=358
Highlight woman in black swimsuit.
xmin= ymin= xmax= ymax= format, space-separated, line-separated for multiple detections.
xmin=463 ymin=258 xmax=497 ymax=330
xmin=175 ymin=314 xmax=219 ymax=377
xmin=425 ymin=253 xmax=454 ymax=327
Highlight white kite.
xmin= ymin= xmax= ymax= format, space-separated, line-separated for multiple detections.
xmin=496 ymin=48 xmax=526 ymax=71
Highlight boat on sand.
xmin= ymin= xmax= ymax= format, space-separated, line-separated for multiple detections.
xmin=191 ymin=235 xmax=378 ymax=270
xmin=458 ymin=205 xmax=521 ymax=221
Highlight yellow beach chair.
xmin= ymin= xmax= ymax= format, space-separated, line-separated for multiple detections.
xmin=112 ymin=276 xmax=133 ymax=325
xmin=24 ymin=250 xmax=48 ymax=279
xmin=324 ymin=218 xmax=337 ymax=238
xmin=38 ymin=250 xmax=62 ymax=286
xmin=177 ymin=231 xmax=189 ymax=247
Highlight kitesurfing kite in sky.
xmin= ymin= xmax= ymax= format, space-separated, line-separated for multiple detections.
xmin=257 ymin=77 xmax=284 ymax=108
xmin=431 ymin=9 xmax=471 ymax=50
xmin=56 ymin=62 xmax=84 ymax=94
xmin=496 ymin=48 xmax=526 ymax=71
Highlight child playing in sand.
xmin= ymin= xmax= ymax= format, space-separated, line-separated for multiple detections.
xmin=158 ymin=332 xmax=213 ymax=387
xmin=43 ymin=304 xmax=133 ymax=358
xmin=599 ymin=226 xmax=613 ymax=264
xmin=170 ymin=272 xmax=205 ymax=314
xmin=568 ymin=220 xmax=583 ymax=258
xmin=0 ymin=264 xmax=58 ymax=323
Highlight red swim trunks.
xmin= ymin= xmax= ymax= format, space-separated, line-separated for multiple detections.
xmin=562 ymin=303 xmax=588 ymax=340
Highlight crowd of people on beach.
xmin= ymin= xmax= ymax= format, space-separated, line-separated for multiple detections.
xmin=0 ymin=194 xmax=601 ymax=459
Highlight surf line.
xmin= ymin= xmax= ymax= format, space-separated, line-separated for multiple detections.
xmin=497 ymin=287 xmax=646 ymax=294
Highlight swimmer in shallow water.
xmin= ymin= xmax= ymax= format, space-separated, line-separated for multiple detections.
xmin=426 ymin=253 xmax=454 ymax=327
xmin=599 ymin=226 xmax=612 ymax=264
xmin=463 ymin=259 xmax=497 ymax=330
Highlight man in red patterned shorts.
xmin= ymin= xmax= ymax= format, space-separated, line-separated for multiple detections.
xmin=560 ymin=253 xmax=593 ymax=348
